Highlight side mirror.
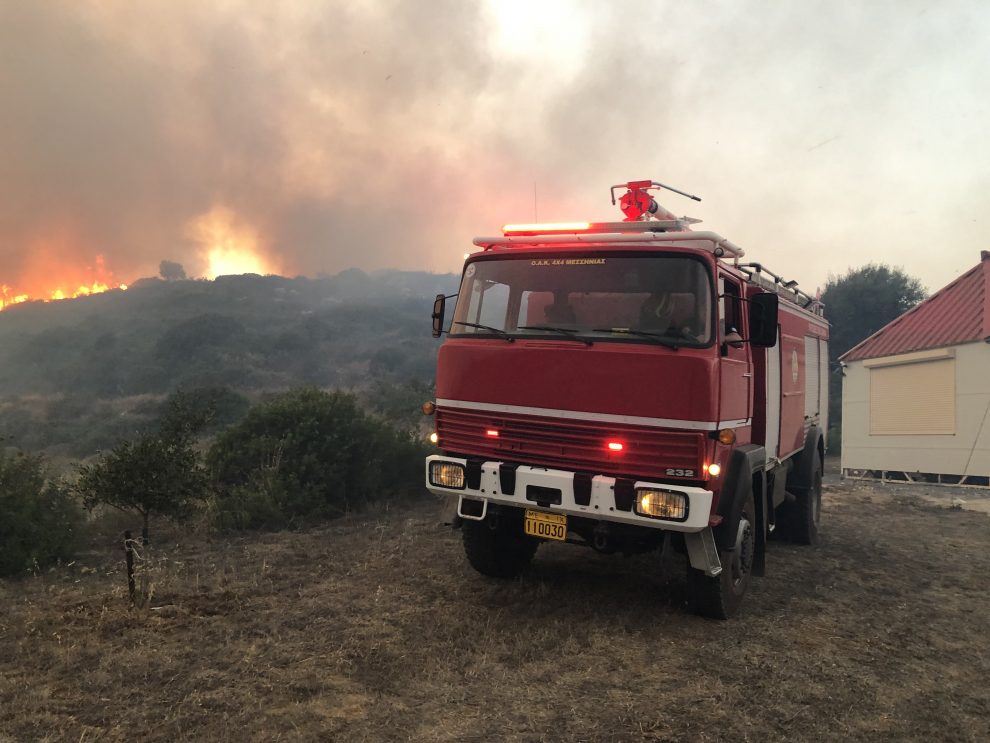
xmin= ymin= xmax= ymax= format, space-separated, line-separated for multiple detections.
xmin=431 ymin=294 xmax=446 ymax=338
xmin=748 ymin=292 xmax=779 ymax=347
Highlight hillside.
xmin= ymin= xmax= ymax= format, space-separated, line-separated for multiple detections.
xmin=0 ymin=270 xmax=458 ymax=459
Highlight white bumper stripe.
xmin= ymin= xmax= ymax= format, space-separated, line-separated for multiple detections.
xmin=425 ymin=455 xmax=713 ymax=533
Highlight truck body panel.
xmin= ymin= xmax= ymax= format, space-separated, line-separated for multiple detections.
xmin=437 ymin=340 xmax=721 ymax=427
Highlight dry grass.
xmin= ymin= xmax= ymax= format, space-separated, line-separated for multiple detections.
xmin=2 ymin=468 xmax=989 ymax=742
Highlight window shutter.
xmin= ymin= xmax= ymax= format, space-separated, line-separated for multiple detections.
xmin=869 ymin=358 xmax=955 ymax=435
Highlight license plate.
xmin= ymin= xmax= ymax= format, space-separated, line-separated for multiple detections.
xmin=524 ymin=509 xmax=567 ymax=541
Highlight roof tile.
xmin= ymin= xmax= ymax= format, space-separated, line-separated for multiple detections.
xmin=841 ymin=252 xmax=990 ymax=361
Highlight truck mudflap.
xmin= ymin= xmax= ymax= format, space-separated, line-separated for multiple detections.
xmin=425 ymin=455 xmax=715 ymax=533
xmin=684 ymin=529 xmax=723 ymax=577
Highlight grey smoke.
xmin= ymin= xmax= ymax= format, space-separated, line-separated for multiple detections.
xmin=1 ymin=0 xmax=988 ymax=295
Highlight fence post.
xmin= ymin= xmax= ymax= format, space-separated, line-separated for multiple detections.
xmin=124 ymin=530 xmax=135 ymax=604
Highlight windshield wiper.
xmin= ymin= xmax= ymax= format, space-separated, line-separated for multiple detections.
xmin=451 ymin=321 xmax=515 ymax=342
xmin=516 ymin=325 xmax=593 ymax=346
xmin=591 ymin=328 xmax=680 ymax=350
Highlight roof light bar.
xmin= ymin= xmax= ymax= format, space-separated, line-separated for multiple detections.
xmin=503 ymin=222 xmax=591 ymax=235
xmin=473 ymin=230 xmax=745 ymax=258
xmin=501 ymin=220 xmax=696 ymax=237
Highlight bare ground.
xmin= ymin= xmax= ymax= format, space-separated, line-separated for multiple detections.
xmin=2 ymin=461 xmax=989 ymax=742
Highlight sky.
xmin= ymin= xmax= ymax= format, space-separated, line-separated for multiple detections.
xmin=1 ymin=0 xmax=988 ymax=303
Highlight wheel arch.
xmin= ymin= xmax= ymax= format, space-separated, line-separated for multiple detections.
xmin=714 ymin=445 xmax=767 ymax=559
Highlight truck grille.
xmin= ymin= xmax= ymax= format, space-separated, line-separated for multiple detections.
xmin=436 ymin=406 xmax=705 ymax=480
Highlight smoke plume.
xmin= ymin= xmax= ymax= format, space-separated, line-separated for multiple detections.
xmin=1 ymin=0 xmax=988 ymax=300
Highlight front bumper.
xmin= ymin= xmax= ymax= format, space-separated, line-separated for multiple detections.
xmin=425 ymin=454 xmax=714 ymax=533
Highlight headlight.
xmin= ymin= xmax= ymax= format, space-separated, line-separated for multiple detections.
xmin=430 ymin=461 xmax=465 ymax=489
xmin=635 ymin=488 xmax=688 ymax=521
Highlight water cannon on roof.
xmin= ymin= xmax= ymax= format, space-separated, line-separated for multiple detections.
xmin=610 ymin=179 xmax=702 ymax=222
xmin=475 ymin=178 xmax=737 ymax=257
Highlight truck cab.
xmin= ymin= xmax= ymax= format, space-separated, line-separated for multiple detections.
xmin=424 ymin=181 xmax=828 ymax=618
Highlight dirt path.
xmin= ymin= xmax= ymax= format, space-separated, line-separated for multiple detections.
xmin=1 ymin=476 xmax=988 ymax=742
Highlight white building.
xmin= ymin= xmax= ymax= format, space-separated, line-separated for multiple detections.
xmin=840 ymin=251 xmax=990 ymax=486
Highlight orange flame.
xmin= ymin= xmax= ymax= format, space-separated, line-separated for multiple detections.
xmin=0 ymin=286 xmax=31 ymax=310
xmin=187 ymin=206 xmax=278 ymax=279
xmin=1 ymin=254 xmax=127 ymax=311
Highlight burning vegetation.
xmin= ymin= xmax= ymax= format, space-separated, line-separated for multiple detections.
xmin=1 ymin=207 xmax=275 ymax=311
xmin=1 ymin=254 xmax=128 ymax=310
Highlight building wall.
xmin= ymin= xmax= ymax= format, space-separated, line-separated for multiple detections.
xmin=841 ymin=341 xmax=990 ymax=476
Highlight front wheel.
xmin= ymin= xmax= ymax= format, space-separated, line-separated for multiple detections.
xmin=462 ymin=508 xmax=539 ymax=578
xmin=686 ymin=488 xmax=756 ymax=619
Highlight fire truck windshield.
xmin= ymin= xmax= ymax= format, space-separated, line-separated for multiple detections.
xmin=450 ymin=254 xmax=713 ymax=347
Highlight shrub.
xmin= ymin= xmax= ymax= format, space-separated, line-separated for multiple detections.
xmin=159 ymin=385 xmax=250 ymax=439
xmin=74 ymin=434 xmax=209 ymax=541
xmin=0 ymin=449 xmax=80 ymax=576
xmin=208 ymin=388 xmax=426 ymax=529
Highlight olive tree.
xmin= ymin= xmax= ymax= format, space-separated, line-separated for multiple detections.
xmin=75 ymin=434 xmax=208 ymax=542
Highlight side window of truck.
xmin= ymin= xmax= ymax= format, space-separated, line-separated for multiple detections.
xmin=720 ymin=276 xmax=742 ymax=337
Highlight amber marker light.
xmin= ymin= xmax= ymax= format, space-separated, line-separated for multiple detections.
xmin=422 ymin=401 xmax=436 ymax=415
xmin=717 ymin=428 xmax=736 ymax=445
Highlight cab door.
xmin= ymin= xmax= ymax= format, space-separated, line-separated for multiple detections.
xmin=719 ymin=274 xmax=752 ymax=423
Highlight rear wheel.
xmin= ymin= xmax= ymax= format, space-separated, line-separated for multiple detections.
xmin=776 ymin=449 xmax=822 ymax=545
xmin=686 ymin=488 xmax=756 ymax=619
xmin=462 ymin=508 xmax=539 ymax=578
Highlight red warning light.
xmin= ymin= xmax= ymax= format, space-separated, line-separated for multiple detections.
xmin=502 ymin=222 xmax=592 ymax=235
xmin=486 ymin=429 xmax=500 ymax=438
xmin=607 ymin=441 xmax=624 ymax=452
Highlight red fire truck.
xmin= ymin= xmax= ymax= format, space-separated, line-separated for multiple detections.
xmin=424 ymin=180 xmax=828 ymax=618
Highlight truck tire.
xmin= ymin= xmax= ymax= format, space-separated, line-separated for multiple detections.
xmin=462 ymin=510 xmax=539 ymax=578
xmin=776 ymin=449 xmax=822 ymax=545
xmin=686 ymin=488 xmax=755 ymax=619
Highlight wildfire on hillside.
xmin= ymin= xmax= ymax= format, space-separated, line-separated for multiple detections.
xmin=0 ymin=255 xmax=127 ymax=311
xmin=188 ymin=206 xmax=279 ymax=279
xmin=1 ymin=208 xmax=279 ymax=312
